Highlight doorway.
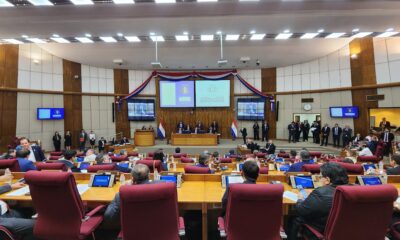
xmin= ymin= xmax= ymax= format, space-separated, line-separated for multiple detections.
xmin=293 ymin=113 xmax=321 ymax=137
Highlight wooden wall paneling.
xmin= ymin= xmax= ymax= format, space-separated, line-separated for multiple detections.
xmin=63 ymin=60 xmax=83 ymax=148
xmin=262 ymin=68 xmax=277 ymax=139
xmin=0 ymin=45 xmax=18 ymax=152
xmin=349 ymin=37 xmax=377 ymax=137
xmin=114 ymin=69 xmax=131 ymax=139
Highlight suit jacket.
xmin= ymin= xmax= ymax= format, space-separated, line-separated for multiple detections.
xmin=211 ymin=122 xmax=219 ymax=133
xmin=288 ymin=124 xmax=297 ymax=134
xmin=177 ymin=123 xmax=185 ymax=132
xmin=221 ymin=179 xmax=256 ymax=216
xmin=196 ymin=123 xmax=203 ymax=130
xmin=288 ymin=160 xmax=313 ymax=172
xmin=240 ymin=128 xmax=247 ymax=137
xmin=265 ymin=143 xmax=276 ymax=154
xmin=321 ymin=127 xmax=330 ymax=136
xmin=262 ymin=123 xmax=269 ymax=133
xmin=79 ymin=133 xmax=87 ymax=143
xmin=379 ymin=121 xmax=391 ymax=129
xmin=31 ymin=145 xmax=45 ymax=162
xmin=387 ymin=166 xmax=400 ymax=175
xmin=17 ymin=158 xmax=37 ymax=172
xmin=296 ymin=185 xmax=337 ymax=233
xmin=253 ymin=124 xmax=260 ymax=131
xmin=380 ymin=132 xmax=394 ymax=143
xmin=98 ymin=140 xmax=107 ymax=148
xmin=332 ymin=127 xmax=342 ymax=136
xmin=342 ymin=128 xmax=352 ymax=139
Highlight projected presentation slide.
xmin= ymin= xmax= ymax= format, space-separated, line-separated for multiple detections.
xmin=195 ymin=80 xmax=230 ymax=107
xmin=160 ymin=81 xmax=195 ymax=108
xmin=127 ymin=99 xmax=155 ymax=121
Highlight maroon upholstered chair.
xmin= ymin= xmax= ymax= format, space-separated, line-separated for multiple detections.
xmin=147 ymin=152 xmax=154 ymax=158
xmin=119 ymin=182 xmax=185 ymax=240
xmin=87 ymin=164 xmax=116 ymax=173
xmin=0 ymin=226 xmax=15 ymax=240
xmin=303 ymin=185 xmax=397 ymax=240
xmin=180 ymin=157 xmax=194 ymax=163
xmin=110 ymin=156 xmax=128 ymax=162
xmin=136 ymin=160 xmax=162 ymax=173
xmin=309 ymin=152 xmax=322 ymax=159
xmin=184 ymin=165 xmax=211 ymax=174
xmin=219 ymin=158 xmax=233 ymax=163
xmin=50 ymin=151 xmax=63 ymax=156
xmin=127 ymin=152 xmax=139 ymax=157
xmin=49 ymin=155 xmax=62 ymax=161
xmin=24 ymin=171 xmax=105 ymax=240
xmin=302 ymin=164 xmax=321 ymax=174
xmin=337 ymin=162 xmax=364 ymax=174
xmin=76 ymin=153 xmax=85 ymax=157
xmin=218 ymin=184 xmax=284 ymax=240
xmin=277 ymin=153 xmax=289 ymax=158
xmin=173 ymin=153 xmax=187 ymax=158
xmin=259 ymin=167 xmax=269 ymax=174
xmin=255 ymin=152 xmax=266 ymax=158
xmin=0 ymin=159 xmax=21 ymax=172
xmin=143 ymin=157 xmax=154 ymax=160
xmin=36 ymin=162 xmax=67 ymax=171
xmin=357 ymin=155 xmax=379 ymax=164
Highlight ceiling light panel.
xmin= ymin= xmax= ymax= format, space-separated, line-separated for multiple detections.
xmin=150 ymin=36 xmax=165 ymax=42
xmin=75 ymin=37 xmax=94 ymax=43
xmin=27 ymin=38 xmax=47 ymax=43
xmin=27 ymin=0 xmax=53 ymax=5
xmin=376 ymin=32 xmax=398 ymax=38
xmin=113 ymin=0 xmax=134 ymax=3
xmin=100 ymin=37 xmax=117 ymax=43
xmin=275 ymin=33 xmax=293 ymax=39
xmin=175 ymin=35 xmax=189 ymax=41
xmin=3 ymin=39 xmax=24 ymax=44
xmin=50 ymin=37 xmax=70 ymax=43
xmin=70 ymin=0 xmax=93 ymax=5
xmin=201 ymin=35 xmax=214 ymax=41
xmin=0 ymin=0 xmax=13 ymax=7
xmin=125 ymin=36 xmax=141 ymax=42
xmin=352 ymin=32 xmax=372 ymax=38
xmin=250 ymin=34 xmax=265 ymax=40
xmin=325 ymin=32 xmax=345 ymax=38
xmin=225 ymin=34 xmax=240 ymax=41
xmin=300 ymin=33 xmax=319 ymax=39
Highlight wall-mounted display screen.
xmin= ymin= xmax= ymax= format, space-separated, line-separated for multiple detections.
xmin=127 ymin=99 xmax=155 ymax=121
xmin=237 ymin=98 xmax=265 ymax=121
xmin=330 ymin=106 xmax=359 ymax=118
xmin=159 ymin=80 xmax=195 ymax=108
xmin=195 ymin=80 xmax=230 ymax=107
xmin=37 ymin=108 xmax=64 ymax=120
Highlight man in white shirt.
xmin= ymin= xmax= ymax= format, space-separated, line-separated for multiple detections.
xmin=359 ymin=145 xmax=373 ymax=156
xmin=83 ymin=149 xmax=97 ymax=162
xmin=89 ymin=131 xmax=96 ymax=149
xmin=19 ymin=138 xmax=45 ymax=162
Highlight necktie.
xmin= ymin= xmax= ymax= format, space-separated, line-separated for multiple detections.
xmin=335 ymin=128 xmax=338 ymax=135
xmin=385 ymin=133 xmax=388 ymax=142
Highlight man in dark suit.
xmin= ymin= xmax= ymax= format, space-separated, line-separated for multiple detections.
xmin=79 ymin=129 xmax=87 ymax=151
xmin=196 ymin=121 xmax=203 ymax=131
xmin=177 ymin=121 xmax=185 ymax=133
xmin=253 ymin=121 xmax=260 ymax=141
xmin=379 ymin=117 xmax=391 ymax=130
xmin=287 ymin=162 xmax=349 ymax=239
xmin=342 ymin=126 xmax=352 ymax=148
xmin=311 ymin=121 xmax=321 ymax=144
xmin=320 ymin=124 xmax=330 ymax=146
xmin=120 ymin=137 xmax=130 ymax=145
xmin=240 ymin=128 xmax=247 ymax=144
xmin=302 ymin=120 xmax=310 ymax=142
xmin=211 ymin=121 xmax=219 ymax=134
xmin=288 ymin=122 xmax=297 ymax=143
xmin=265 ymin=140 xmax=276 ymax=155
xmin=332 ymin=123 xmax=342 ymax=148
xmin=98 ymin=137 xmax=107 ymax=153
xmin=261 ymin=120 xmax=269 ymax=142
xmin=288 ymin=150 xmax=313 ymax=172
xmin=221 ymin=160 xmax=259 ymax=216
xmin=15 ymin=149 xmax=37 ymax=172
xmin=387 ymin=154 xmax=400 ymax=175
xmin=19 ymin=137 xmax=45 ymax=162
xmin=380 ymin=128 xmax=394 ymax=156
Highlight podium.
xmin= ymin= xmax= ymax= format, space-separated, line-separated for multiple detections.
xmin=171 ymin=133 xmax=217 ymax=146
xmin=134 ymin=130 xmax=155 ymax=146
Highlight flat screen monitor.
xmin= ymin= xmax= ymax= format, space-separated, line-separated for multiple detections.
xmin=329 ymin=106 xmax=359 ymax=118
xmin=195 ymin=80 xmax=230 ymax=107
xmin=118 ymin=163 xmax=129 ymax=169
xmin=280 ymin=164 xmax=290 ymax=172
xmin=159 ymin=80 xmax=195 ymax=108
xmin=226 ymin=175 xmax=244 ymax=186
xmin=237 ymin=98 xmax=265 ymax=121
xmin=37 ymin=108 xmax=64 ymax=120
xmin=91 ymin=175 xmax=112 ymax=187
xmin=363 ymin=164 xmax=376 ymax=171
xmin=79 ymin=162 xmax=90 ymax=170
xmin=360 ymin=176 xmax=382 ymax=186
xmin=160 ymin=175 xmax=177 ymax=184
xmin=294 ymin=176 xmax=314 ymax=189
xmin=127 ymin=99 xmax=155 ymax=121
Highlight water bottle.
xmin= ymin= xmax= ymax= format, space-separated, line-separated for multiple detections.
xmin=154 ymin=168 xmax=160 ymax=181
xmin=120 ymin=174 xmax=126 ymax=185
xmin=4 ymin=168 xmax=12 ymax=185
xmin=277 ymin=163 xmax=281 ymax=172
xmin=313 ymin=156 xmax=317 ymax=163
xmin=379 ymin=161 xmax=384 ymax=174
xmin=173 ymin=162 xmax=177 ymax=171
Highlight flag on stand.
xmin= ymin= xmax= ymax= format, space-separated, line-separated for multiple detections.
xmin=158 ymin=120 xmax=166 ymax=139
xmin=231 ymin=120 xmax=238 ymax=140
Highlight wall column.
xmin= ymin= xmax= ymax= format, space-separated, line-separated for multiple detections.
xmin=262 ymin=68 xmax=277 ymax=139
xmin=114 ymin=69 xmax=131 ymax=139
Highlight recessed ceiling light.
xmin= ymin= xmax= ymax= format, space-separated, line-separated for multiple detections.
xmin=85 ymin=33 xmax=92 ymax=37
xmin=27 ymin=0 xmax=53 ymax=6
xmin=283 ymin=29 xmax=290 ymax=33
xmin=27 ymin=38 xmax=47 ymax=44
xmin=175 ymin=35 xmax=189 ymax=41
xmin=250 ymin=30 xmax=256 ymax=34
xmin=317 ymin=29 xmax=324 ymax=33
xmin=275 ymin=33 xmax=293 ymax=39
xmin=225 ymin=34 xmax=240 ymax=41
xmin=125 ymin=36 xmax=141 ymax=42
xmin=3 ymin=39 xmax=24 ymax=44
xmin=352 ymin=28 xmax=360 ymax=32
xmin=100 ymin=37 xmax=117 ymax=43
xmin=325 ymin=32 xmax=345 ymax=38
xmin=149 ymin=32 xmax=155 ymax=36
xmin=75 ymin=37 xmax=94 ymax=43
xmin=216 ymin=31 xmax=222 ymax=35
xmin=0 ymin=0 xmax=13 ymax=7
xmin=117 ymin=33 xmax=124 ymax=37
xmin=352 ymin=32 xmax=373 ymax=38
xmin=70 ymin=0 xmax=93 ymax=5
xmin=300 ymin=33 xmax=319 ymax=39
xmin=201 ymin=35 xmax=214 ymax=41
xmin=386 ymin=28 xmax=394 ymax=32
xmin=50 ymin=37 xmax=70 ymax=43
xmin=183 ymin=31 xmax=189 ymax=35
xmin=52 ymin=34 xmax=60 ymax=38
xmin=155 ymin=0 xmax=175 ymax=3
xmin=150 ymin=36 xmax=165 ymax=42
xmin=250 ymin=33 xmax=265 ymax=40
xmin=113 ymin=0 xmax=134 ymax=4
xmin=376 ymin=31 xmax=399 ymax=38
xmin=21 ymin=35 xmax=29 ymax=38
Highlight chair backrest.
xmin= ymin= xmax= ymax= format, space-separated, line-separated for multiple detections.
xmin=219 ymin=157 xmax=233 ymax=163
xmin=277 ymin=153 xmax=289 ymax=158
xmin=76 ymin=152 xmax=85 ymax=157
xmin=147 ymin=152 xmax=154 ymax=158
xmin=110 ymin=156 xmax=128 ymax=162
xmin=143 ymin=157 xmax=154 ymax=160
xmin=120 ymin=182 xmax=180 ymax=240
xmin=184 ymin=165 xmax=211 ymax=174
xmin=357 ymin=155 xmax=379 ymax=164
xmin=180 ymin=157 xmax=194 ymax=163
xmin=49 ymin=156 xmax=62 ymax=161
xmin=0 ymin=159 xmax=21 ymax=172
xmin=173 ymin=153 xmax=187 ymax=158
xmin=337 ymin=162 xmax=364 ymax=174
xmin=50 ymin=151 xmax=63 ymax=156
xmin=87 ymin=164 xmax=116 ymax=173
xmin=302 ymin=164 xmax=321 ymax=173
xmin=324 ymin=185 xmax=397 ymax=240
xmin=225 ymin=184 xmax=284 ymax=240
xmin=36 ymin=162 xmax=67 ymax=171
xmin=25 ymin=171 xmax=85 ymax=239
xmin=255 ymin=152 xmax=266 ymax=158
xmin=0 ymin=226 xmax=15 ymax=240
xmin=309 ymin=152 xmax=322 ymax=158
xmin=259 ymin=167 xmax=269 ymax=174
xmin=136 ymin=160 xmax=162 ymax=173
xmin=127 ymin=152 xmax=138 ymax=157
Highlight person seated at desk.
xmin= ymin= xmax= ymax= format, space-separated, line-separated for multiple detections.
xmin=103 ymin=164 xmax=157 ymax=229
xmin=195 ymin=154 xmax=213 ymax=173
xmin=141 ymin=125 xmax=146 ymax=130
xmin=120 ymin=137 xmax=130 ymax=145
xmin=264 ymin=140 xmax=276 ymax=155
xmin=0 ymin=181 xmax=36 ymax=240
xmin=182 ymin=125 xmax=191 ymax=134
xmin=196 ymin=121 xmax=203 ymax=131
xmin=287 ymin=150 xmax=313 ymax=172
xmin=358 ymin=144 xmax=373 ymax=157
xmin=0 ymin=148 xmax=16 ymax=160
xmin=148 ymin=125 xmax=154 ymax=131
xmin=287 ymin=162 xmax=349 ymax=240
xmin=83 ymin=149 xmax=96 ymax=163
xmin=352 ymin=133 xmax=362 ymax=143
xmin=15 ymin=149 xmax=37 ymax=172
xmin=210 ymin=120 xmax=218 ymax=134
xmin=367 ymin=136 xmax=378 ymax=154
xmin=246 ymin=139 xmax=259 ymax=153
xmin=221 ymin=160 xmax=259 ymax=216
xmin=289 ymin=150 xmax=298 ymax=163
xmin=58 ymin=150 xmax=80 ymax=172
xmin=19 ymin=137 xmax=45 ymax=162
xmin=177 ymin=121 xmax=185 ymax=133
xmin=175 ymin=147 xmax=181 ymax=154
xmin=387 ymin=154 xmax=400 ymax=175
xmin=96 ymin=154 xmax=131 ymax=173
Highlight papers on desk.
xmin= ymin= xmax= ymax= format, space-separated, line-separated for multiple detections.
xmin=283 ymin=191 xmax=298 ymax=202
xmin=77 ymin=184 xmax=89 ymax=195
xmin=6 ymin=186 xmax=30 ymax=196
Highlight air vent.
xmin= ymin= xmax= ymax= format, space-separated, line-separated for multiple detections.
xmin=366 ymin=95 xmax=385 ymax=101
xmin=301 ymin=98 xmax=314 ymax=103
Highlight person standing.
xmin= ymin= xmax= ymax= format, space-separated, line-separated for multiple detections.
xmin=52 ymin=131 xmax=62 ymax=152
xmin=332 ymin=123 xmax=342 ymax=148
xmin=211 ymin=121 xmax=219 ymax=134
xmin=64 ymin=130 xmax=72 ymax=150
xmin=295 ymin=121 xmax=301 ymax=142
xmin=89 ymin=131 xmax=96 ymax=149
xmin=79 ymin=129 xmax=87 ymax=152
xmin=379 ymin=117 xmax=391 ymax=131
xmin=288 ymin=122 xmax=297 ymax=143
xmin=302 ymin=120 xmax=310 ymax=142
xmin=380 ymin=128 xmax=394 ymax=157
xmin=342 ymin=126 xmax=352 ymax=148
xmin=320 ymin=124 xmax=330 ymax=146
xmin=253 ymin=121 xmax=260 ymax=141
xmin=261 ymin=120 xmax=269 ymax=142
xmin=98 ymin=137 xmax=107 ymax=153
xmin=240 ymin=128 xmax=248 ymax=144
xmin=312 ymin=121 xmax=321 ymax=144
xmin=177 ymin=121 xmax=185 ymax=133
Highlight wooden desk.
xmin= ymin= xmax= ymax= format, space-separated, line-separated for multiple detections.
xmin=105 ymin=144 xmax=136 ymax=154
xmin=171 ymin=133 xmax=217 ymax=146
xmin=134 ymin=130 xmax=155 ymax=146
